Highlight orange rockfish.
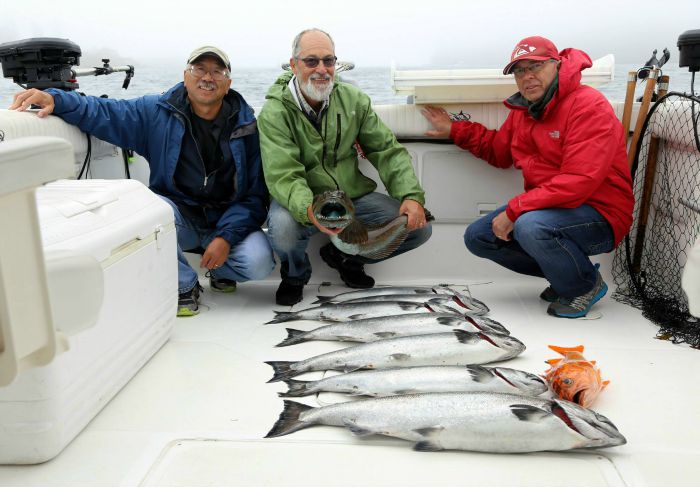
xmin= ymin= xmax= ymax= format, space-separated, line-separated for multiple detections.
xmin=543 ymin=345 xmax=609 ymax=408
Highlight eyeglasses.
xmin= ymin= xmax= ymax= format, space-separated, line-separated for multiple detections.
xmin=187 ymin=65 xmax=230 ymax=81
xmin=512 ymin=59 xmax=557 ymax=79
xmin=297 ymin=56 xmax=337 ymax=68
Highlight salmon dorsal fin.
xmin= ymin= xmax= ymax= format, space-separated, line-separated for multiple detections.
xmin=545 ymin=358 xmax=563 ymax=366
xmin=337 ymin=219 xmax=369 ymax=244
xmin=548 ymin=344 xmax=585 ymax=356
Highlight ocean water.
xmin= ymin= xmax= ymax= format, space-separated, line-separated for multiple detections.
xmin=0 ymin=63 xmax=696 ymax=110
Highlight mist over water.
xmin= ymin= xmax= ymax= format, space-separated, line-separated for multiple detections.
xmin=0 ymin=63 xmax=695 ymax=110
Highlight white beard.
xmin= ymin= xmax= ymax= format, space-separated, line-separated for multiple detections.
xmin=300 ymin=74 xmax=333 ymax=102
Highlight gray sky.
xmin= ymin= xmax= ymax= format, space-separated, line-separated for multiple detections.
xmin=0 ymin=0 xmax=696 ymax=68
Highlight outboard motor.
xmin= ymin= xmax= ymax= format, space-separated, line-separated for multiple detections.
xmin=678 ymin=29 xmax=700 ymax=72
xmin=0 ymin=37 xmax=134 ymax=91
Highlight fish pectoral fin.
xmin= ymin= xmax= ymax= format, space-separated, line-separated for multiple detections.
xmin=510 ymin=404 xmax=551 ymax=422
xmin=342 ymin=418 xmax=377 ymax=437
xmin=465 ymin=365 xmax=493 ymax=383
xmin=389 ymin=353 xmax=411 ymax=361
xmin=338 ymin=220 xmax=369 ymax=245
xmin=373 ymin=332 xmax=397 ymax=338
xmin=412 ymin=426 xmax=445 ymax=452
xmin=413 ymin=441 xmax=443 ymax=452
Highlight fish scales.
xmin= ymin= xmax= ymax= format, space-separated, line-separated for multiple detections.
xmin=276 ymin=313 xmax=510 ymax=347
xmin=266 ymin=330 xmax=526 ymax=382
xmin=280 ymin=365 xmax=547 ymax=397
xmin=266 ymin=392 xmax=626 ymax=453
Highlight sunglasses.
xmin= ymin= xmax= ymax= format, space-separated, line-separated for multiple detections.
xmin=512 ymin=59 xmax=558 ymax=79
xmin=298 ymin=56 xmax=337 ymax=68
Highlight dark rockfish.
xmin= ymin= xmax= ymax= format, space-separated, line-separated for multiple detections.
xmin=312 ymin=190 xmax=433 ymax=259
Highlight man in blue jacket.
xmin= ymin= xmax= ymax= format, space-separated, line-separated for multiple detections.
xmin=10 ymin=46 xmax=275 ymax=317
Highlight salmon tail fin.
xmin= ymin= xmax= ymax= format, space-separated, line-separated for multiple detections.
xmin=312 ymin=295 xmax=335 ymax=304
xmin=265 ymin=400 xmax=314 ymax=438
xmin=279 ymin=379 xmax=314 ymax=397
xmin=276 ymin=328 xmax=309 ymax=347
xmin=266 ymin=361 xmax=299 ymax=383
xmin=548 ymin=344 xmax=585 ymax=355
xmin=265 ymin=311 xmax=298 ymax=325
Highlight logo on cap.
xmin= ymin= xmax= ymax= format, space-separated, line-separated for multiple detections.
xmin=514 ymin=45 xmax=537 ymax=58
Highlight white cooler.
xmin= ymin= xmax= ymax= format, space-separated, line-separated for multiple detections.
xmin=0 ymin=171 xmax=177 ymax=464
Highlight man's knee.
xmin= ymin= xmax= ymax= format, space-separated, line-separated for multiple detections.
xmin=464 ymin=219 xmax=494 ymax=255
xmin=513 ymin=213 xmax=554 ymax=246
xmin=267 ymin=206 xmax=303 ymax=252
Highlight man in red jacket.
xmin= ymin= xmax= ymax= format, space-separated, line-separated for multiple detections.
xmin=422 ymin=36 xmax=634 ymax=318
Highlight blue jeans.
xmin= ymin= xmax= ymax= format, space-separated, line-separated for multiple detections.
xmin=162 ymin=197 xmax=275 ymax=294
xmin=267 ymin=192 xmax=432 ymax=285
xmin=464 ymin=205 xmax=614 ymax=298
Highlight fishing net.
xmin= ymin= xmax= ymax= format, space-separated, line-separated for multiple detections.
xmin=612 ymin=91 xmax=700 ymax=347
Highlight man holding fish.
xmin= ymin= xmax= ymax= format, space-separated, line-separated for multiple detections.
xmin=258 ymin=28 xmax=432 ymax=306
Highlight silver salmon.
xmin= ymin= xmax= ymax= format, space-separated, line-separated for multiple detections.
xmin=279 ymin=365 xmax=547 ymax=397
xmin=313 ymin=285 xmax=462 ymax=304
xmin=265 ymin=301 xmax=463 ymax=325
xmin=275 ymin=313 xmax=509 ymax=347
xmin=341 ymin=293 xmax=489 ymax=315
xmin=266 ymin=330 xmax=525 ymax=382
xmin=265 ymin=392 xmax=627 ymax=453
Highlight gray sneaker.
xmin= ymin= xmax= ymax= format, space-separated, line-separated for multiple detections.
xmin=210 ymin=276 xmax=237 ymax=293
xmin=541 ymin=264 xmax=600 ymax=303
xmin=177 ymin=283 xmax=203 ymax=317
xmin=547 ymin=272 xmax=608 ymax=319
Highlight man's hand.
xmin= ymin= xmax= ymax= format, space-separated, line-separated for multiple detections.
xmin=421 ymin=105 xmax=453 ymax=138
xmin=201 ymin=236 xmax=231 ymax=270
xmin=492 ymin=211 xmax=514 ymax=241
xmin=307 ymin=205 xmax=343 ymax=236
xmin=400 ymin=199 xmax=428 ymax=231
xmin=9 ymin=89 xmax=56 ymax=118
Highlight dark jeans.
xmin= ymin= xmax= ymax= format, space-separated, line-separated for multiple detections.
xmin=464 ymin=205 xmax=614 ymax=298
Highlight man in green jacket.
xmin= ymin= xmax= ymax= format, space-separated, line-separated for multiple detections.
xmin=258 ymin=28 xmax=432 ymax=305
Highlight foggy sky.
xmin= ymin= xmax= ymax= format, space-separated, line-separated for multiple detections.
xmin=0 ymin=0 xmax=696 ymax=68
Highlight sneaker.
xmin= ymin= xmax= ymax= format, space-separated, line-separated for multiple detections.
xmin=210 ymin=276 xmax=237 ymax=293
xmin=276 ymin=279 xmax=304 ymax=306
xmin=547 ymin=272 xmax=608 ymax=319
xmin=320 ymin=243 xmax=375 ymax=289
xmin=177 ymin=283 xmax=203 ymax=317
xmin=539 ymin=286 xmax=559 ymax=303
xmin=540 ymin=264 xmax=599 ymax=303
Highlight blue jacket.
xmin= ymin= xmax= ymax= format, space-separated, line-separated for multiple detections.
xmin=47 ymin=83 xmax=269 ymax=248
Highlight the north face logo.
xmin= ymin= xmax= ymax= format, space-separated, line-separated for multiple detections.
xmin=514 ymin=45 xmax=537 ymax=58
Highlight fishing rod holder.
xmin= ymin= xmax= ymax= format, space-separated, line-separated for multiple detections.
xmin=0 ymin=37 xmax=134 ymax=91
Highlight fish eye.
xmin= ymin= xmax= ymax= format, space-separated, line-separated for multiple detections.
xmin=562 ymin=378 xmax=574 ymax=385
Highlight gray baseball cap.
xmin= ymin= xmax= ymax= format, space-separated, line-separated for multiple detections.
xmin=187 ymin=46 xmax=231 ymax=70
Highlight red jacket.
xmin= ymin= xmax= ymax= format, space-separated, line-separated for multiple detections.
xmin=450 ymin=48 xmax=634 ymax=246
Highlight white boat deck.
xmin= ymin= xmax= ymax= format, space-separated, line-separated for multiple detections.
xmin=1 ymin=241 xmax=698 ymax=487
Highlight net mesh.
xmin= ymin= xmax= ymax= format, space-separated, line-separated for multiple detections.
xmin=612 ymin=92 xmax=700 ymax=347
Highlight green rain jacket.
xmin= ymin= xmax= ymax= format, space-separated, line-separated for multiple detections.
xmin=258 ymin=71 xmax=425 ymax=225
